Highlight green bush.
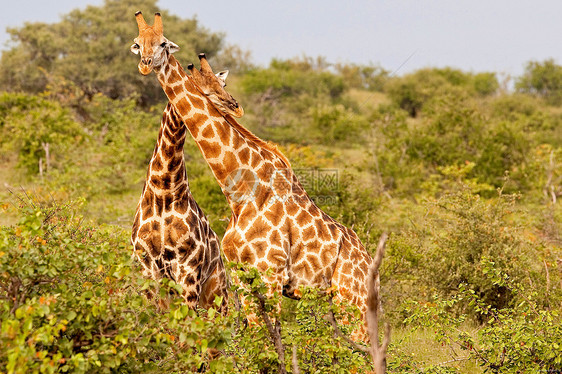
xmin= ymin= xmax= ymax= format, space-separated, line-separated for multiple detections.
xmin=0 ymin=202 xmax=231 ymax=373
xmin=384 ymin=68 xmax=497 ymax=117
xmin=241 ymin=59 xmax=346 ymax=100
xmin=489 ymin=93 xmax=540 ymax=121
xmin=227 ymin=264 xmax=373 ymax=373
xmin=406 ymin=90 xmax=484 ymax=167
xmin=516 ymin=59 xmax=562 ymax=105
xmin=388 ymin=185 xmax=551 ymax=317
xmin=0 ymin=202 xmax=378 ymax=373
xmin=472 ymin=72 xmax=499 ymax=96
xmin=334 ymin=62 xmax=390 ymax=91
xmin=404 ymin=259 xmax=562 ymax=373
xmin=384 ymin=69 xmax=450 ymax=117
xmin=0 ymin=93 xmax=83 ymax=175
xmin=310 ymin=104 xmax=368 ymax=143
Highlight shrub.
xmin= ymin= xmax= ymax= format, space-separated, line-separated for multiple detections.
xmin=0 ymin=202 xmax=231 ymax=373
xmin=406 ymin=90 xmax=484 ymax=167
xmin=227 ymin=264 xmax=373 ymax=373
xmin=394 ymin=186 xmax=546 ymax=314
xmin=0 ymin=93 xmax=83 ymax=175
xmin=334 ymin=62 xmax=390 ymax=91
xmin=310 ymin=104 xmax=368 ymax=143
xmin=516 ymin=59 xmax=562 ymax=105
xmin=385 ymin=68 xmax=498 ymax=117
xmin=401 ymin=92 xmax=532 ymax=190
xmin=404 ymin=259 xmax=562 ymax=373
xmin=241 ymin=59 xmax=346 ymax=100
xmin=0 ymin=201 xmax=376 ymax=373
xmin=385 ymin=70 xmax=450 ymax=117
xmin=472 ymin=72 xmax=499 ymax=96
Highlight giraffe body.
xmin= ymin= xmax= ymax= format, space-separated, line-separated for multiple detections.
xmin=221 ymin=164 xmax=373 ymax=309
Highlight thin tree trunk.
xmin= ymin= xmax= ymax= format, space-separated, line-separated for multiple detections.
xmin=42 ymin=142 xmax=50 ymax=173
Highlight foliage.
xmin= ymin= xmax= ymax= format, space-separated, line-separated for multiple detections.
xmin=516 ymin=58 xmax=562 ymax=105
xmin=0 ymin=202 xmax=232 ymax=373
xmin=396 ymin=186 xmax=547 ymax=315
xmin=227 ymin=264 xmax=373 ymax=373
xmin=239 ymin=57 xmax=355 ymax=145
xmin=334 ymin=62 xmax=390 ymax=91
xmin=472 ymin=72 xmax=499 ymax=96
xmin=0 ymin=0 xmax=224 ymax=107
xmin=385 ymin=68 xmax=498 ymax=117
xmin=310 ymin=104 xmax=368 ymax=143
xmin=0 ymin=204 xmax=376 ymax=373
xmin=242 ymin=57 xmax=346 ymax=100
xmin=406 ymin=90 xmax=486 ymax=168
xmin=404 ymin=260 xmax=562 ymax=373
xmin=367 ymin=91 xmax=533 ymax=194
xmin=0 ymin=93 xmax=83 ymax=174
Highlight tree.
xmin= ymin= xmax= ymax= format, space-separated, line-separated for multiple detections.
xmin=516 ymin=59 xmax=562 ymax=105
xmin=334 ymin=62 xmax=389 ymax=91
xmin=385 ymin=68 xmax=498 ymax=117
xmin=0 ymin=0 xmax=224 ymax=107
xmin=0 ymin=93 xmax=83 ymax=175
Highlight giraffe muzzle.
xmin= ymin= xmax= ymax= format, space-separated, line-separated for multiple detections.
xmin=138 ymin=58 xmax=154 ymax=75
xmin=233 ymin=106 xmax=244 ymax=118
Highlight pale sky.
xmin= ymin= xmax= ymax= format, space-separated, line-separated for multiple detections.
xmin=1 ymin=0 xmax=561 ymax=77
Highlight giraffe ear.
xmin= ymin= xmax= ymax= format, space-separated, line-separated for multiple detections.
xmin=130 ymin=43 xmax=140 ymax=55
xmin=166 ymin=40 xmax=180 ymax=54
xmin=216 ymin=70 xmax=229 ymax=87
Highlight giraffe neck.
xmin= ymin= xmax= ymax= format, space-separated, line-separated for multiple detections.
xmin=146 ymin=103 xmax=188 ymax=194
xmin=155 ymin=56 xmax=290 ymax=208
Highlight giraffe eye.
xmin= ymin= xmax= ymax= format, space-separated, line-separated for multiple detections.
xmin=132 ymin=43 xmax=140 ymax=49
xmin=160 ymin=42 xmax=167 ymax=48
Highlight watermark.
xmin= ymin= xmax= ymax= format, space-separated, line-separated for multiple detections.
xmin=223 ymin=168 xmax=260 ymax=204
xmin=222 ymin=167 xmax=339 ymax=205
xmin=294 ymin=168 xmax=339 ymax=192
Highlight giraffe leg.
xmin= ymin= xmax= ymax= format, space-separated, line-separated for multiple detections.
xmin=331 ymin=270 xmax=369 ymax=344
xmin=199 ymin=263 xmax=228 ymax=314
xmin=222 ymin=233 xmax=288 ymax=325
xmin=195 ymin=264 xmax=228 ymax=363
xmin=174 ymin=265 xmax=202 ymax=310
xmin=233 ymin=267 xmax=286 ymax=326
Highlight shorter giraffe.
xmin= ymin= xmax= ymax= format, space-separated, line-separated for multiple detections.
xmin=131 ymin=102 xmax=235 ymax=313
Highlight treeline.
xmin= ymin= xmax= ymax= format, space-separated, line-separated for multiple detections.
xmin=1 ymin=0 xmax=561 ymax=372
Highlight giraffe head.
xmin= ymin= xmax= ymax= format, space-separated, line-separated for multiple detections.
xmin=187 ymin=54 xmax=244 ymax=118
xmin=131 ymin=11 xmax=179 ymax=75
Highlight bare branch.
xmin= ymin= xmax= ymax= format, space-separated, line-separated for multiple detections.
xmin=366 ymin=232 xmax=391 ymax=374
xmin=325 ymin=297 xmax=370 ymax=354
xmin=251 ymin=290 xmax=287 ymax=374
xmin=292 ymin=345 xmax=301 ymax=374
xmin=543 ymin=259 xmax=550 ymax=298
xmin=432 ymin=356 xmax=471 ymax=367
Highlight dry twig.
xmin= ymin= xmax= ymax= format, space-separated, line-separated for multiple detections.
xmin=366 ymin=233 xmax=391 ymax=374
xmin=252 ymin=289 xmax=288 ymax=374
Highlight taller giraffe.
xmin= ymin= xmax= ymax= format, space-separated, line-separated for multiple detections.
xmin=131 ymin=12 xmax=373 ymax=339
xmin=130 ymin=52 xmax=242 ymax=312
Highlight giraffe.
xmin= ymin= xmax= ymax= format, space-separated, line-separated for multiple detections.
xmin=130 ymin=68 xmax=242 ymax=313
xmin=131 ymin=12 xmax=374 ymax=341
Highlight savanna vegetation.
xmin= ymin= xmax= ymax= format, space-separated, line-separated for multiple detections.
xmin=1 ymin=0 xmax=561 ymax=372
